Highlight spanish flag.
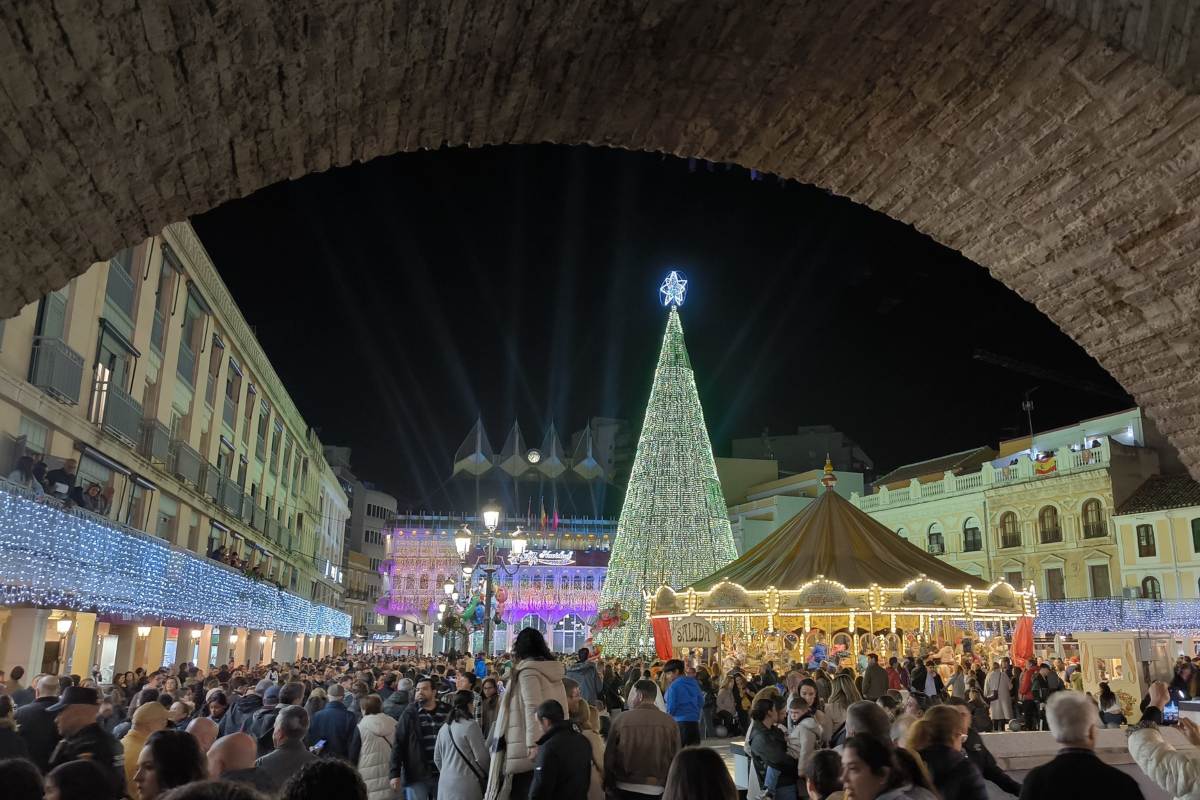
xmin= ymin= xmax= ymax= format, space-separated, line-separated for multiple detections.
xmin=1034 ymin=455 xmax=1057 ymax=476
xmin=539 ymin=496 xmax=548 ymax=531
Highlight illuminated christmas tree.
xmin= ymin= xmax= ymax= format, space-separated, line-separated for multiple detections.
xmin=593 ymin=273 xmax=738 ymax=655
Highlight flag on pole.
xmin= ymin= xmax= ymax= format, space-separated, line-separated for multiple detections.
xmin=526 ymin=497 xmax=532 ymax=529
xmin=539 ymin=496 xmax=547 ymax=531
xmin=552 ymin=499 xmax=559 ymax=531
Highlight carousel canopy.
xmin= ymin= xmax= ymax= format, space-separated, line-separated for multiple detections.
xmin=691 ymin=485 xmax=989 ymax=592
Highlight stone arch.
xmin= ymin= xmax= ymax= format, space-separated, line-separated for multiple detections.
xmin=4 ymin=2 xmax=1200 ymax=473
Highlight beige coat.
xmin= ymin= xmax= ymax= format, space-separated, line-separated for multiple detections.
xmin=495 ymin=658 xmax=568 ymax=775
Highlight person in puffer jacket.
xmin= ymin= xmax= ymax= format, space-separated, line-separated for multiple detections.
xmin=484 ymin=628 xmax=568 ymax=800
xmin=1129 ymin=681 xmax=1200 ymax=800
xmin=351 ymin=694 xmax=397 ymax=800
xmin=785 ymin=696 xmax=824 ymax=774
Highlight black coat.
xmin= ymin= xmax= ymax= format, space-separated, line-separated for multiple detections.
xmin=963 ymin=728 xmax=1022 ymax=795
xmin=0 ymin=725 xmax=29 ymax=760
xmin=910 ymin=665 xmax=945 ymax=699
xmin=1019 ymin=749 xmax=1144 ymax=800
xmin=529 ymin=722 xmax=593 ymax=800
xmin=48 ymin=723 xmax=125 ymax=797
xmin=14 ymin=696 xmax=60 ymax=772
xmin=748 ymin=724 xmax=798 ymax=788
xmin=919 ymin=744 xmax=988 ymax=800
xmin=389 ymin=701 xmax=449 ymax=784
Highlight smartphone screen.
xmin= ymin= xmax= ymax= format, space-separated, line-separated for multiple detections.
xmin=1163 ymin=702 xmax=1179 ymax=725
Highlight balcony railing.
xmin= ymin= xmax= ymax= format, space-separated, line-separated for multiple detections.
xmin=139 ymin=419 xmax=172 ymax=464
xmin=94 ymin=381 xmax=143 ymax=447
xmin=1083 ymin=521 xmax=1108 ymax=539
xmin=853 ymin=438 xmax=1114 ymax=513
xmin=218 ymin=477 xmax=243 ymax=516
xmin=170 ymin=440 xmax=203 ymax=486
xmin=29 ymin=336 xmax=84 ymax=405
xmin=251 ymin=504 xmax=265 ymax=532
xmin=1039 ymin=528 xmax=1063 ymax=544
xmin=201 ymin=463 xmax=222 ymax=501
xmin=0 ymin=476 xmax=349 ymax=636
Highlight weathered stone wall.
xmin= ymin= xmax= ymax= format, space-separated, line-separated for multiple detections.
xmin=2 ymin=1 xmax=1200 ymax=477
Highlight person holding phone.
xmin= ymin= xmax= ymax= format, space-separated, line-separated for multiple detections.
xmin=1128 ymin=680 xmax=1200 ymax=800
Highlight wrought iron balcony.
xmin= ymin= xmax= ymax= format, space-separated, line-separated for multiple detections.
xmin=29 ymin=336 xmax=84 ymax=405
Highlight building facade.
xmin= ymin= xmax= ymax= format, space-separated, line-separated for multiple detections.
xmin=850 ymin=410 xmax=1161 ymax=600
xmin=384 ymin=512 xmax=615 ymax=655
xmin=0 ymin=222 xmax=348 ymax=677
xmin=324 ymin=446 xmax=396 ymax=639
xmin=1113 ymin=474 xmax=1200 ymax=600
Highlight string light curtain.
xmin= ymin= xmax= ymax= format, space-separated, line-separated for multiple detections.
xmin=594 ymin=306 xmax=737 ymax=655
xmin=0 ymin=483 xmax=350 ymax=636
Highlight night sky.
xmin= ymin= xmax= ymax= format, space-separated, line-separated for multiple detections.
xmin=192 ymin=145 xmax=1130 ymax=507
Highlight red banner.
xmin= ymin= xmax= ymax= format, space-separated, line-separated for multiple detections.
xmin=651 ymin=617 xmax=674 ymax=660
xmin=1011 ymin=616 xmax=1035 ymax=664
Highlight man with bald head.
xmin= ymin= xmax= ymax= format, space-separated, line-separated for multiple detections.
xmin=16 ymin=674 xmax=61 ymax=771
xmin=187 ymin=716 xmax=220 ymax=754
xmin=207 ymin=732 xmax=277 ymax=794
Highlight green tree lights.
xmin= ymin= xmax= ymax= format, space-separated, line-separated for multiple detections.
xmin=593 ymin=306 xmax=738 ymax=655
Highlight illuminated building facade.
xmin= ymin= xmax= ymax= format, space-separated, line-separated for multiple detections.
xmin=0 ymin=222 xmax=349 ymax=677
xmin=382 ymin=512 xmax=614 ymax=654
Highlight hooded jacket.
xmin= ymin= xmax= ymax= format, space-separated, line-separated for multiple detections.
xmin=664 ymin=675 xmax=703 ymax=723
xmin=382 ymin=689 xmax=410 ymax=721
xmin=121 ymin=702 xmax=169 ymax=798
xmin=220 ymin=692 xmax=263 ymax=736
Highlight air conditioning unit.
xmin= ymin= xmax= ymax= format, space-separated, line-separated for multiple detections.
xmin=1121 ymin=587 xmax=1141 ymax=600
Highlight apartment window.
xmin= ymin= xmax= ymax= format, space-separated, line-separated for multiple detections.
xmin=18 ymin=416 xmax=49 ymax=458
xmin=1045 ymin=567 xmax=1066 ymax=600
xmin=1082 ymin=499 xmax=1106 ymax=538
xmin=156 ymin=495 xmax=178 ymax=541
xmin=1089 ymin=563 xmax=1111 ymax=598
xmin=270 ymin=422 xmax=282 ymax=472
xmin=104 ymin=248 xmax=138 ymax=324
xmin=1004 ymin=570 xmax=1023 ymax=588
xmin=1192 ymin=518 xmax=1200 ymax=554
xmin=1141 ymin=576 xmax=1162 ymax=600
xmin=176 ymin=288 xmax=208 ymax=386
xmin=255 ymin=400 xmax=269 ymax=460
xmin=223 ymin=358 xmax=241 ymax=428
xmin=963 ymin=517 xmax=982 ymax=552
xmin=927 ymin=524 xmax=945 ymax=555
xmin=1137 ymin=524 xmax=1157 ymax=558
xmin=1038 ymin=506 xmax=1062 ymax=544
xmin=203 ymin=336 xmax=223 ymax=407
xmin=149 ymin=249 xmax=178 ymax=353
xmin=242 ymin=384 xmax=255 ymax=444
xmin=999 ymin=512 xmax=1021 ymax=548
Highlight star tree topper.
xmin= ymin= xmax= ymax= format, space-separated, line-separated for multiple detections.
xmin=659 ymin=270 xmax=688 ymax=308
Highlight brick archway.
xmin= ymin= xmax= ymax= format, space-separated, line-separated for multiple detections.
xmin=2 ymin=1 xmax=1200 ymax=472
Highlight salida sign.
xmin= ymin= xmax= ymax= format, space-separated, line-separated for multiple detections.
xmin=671 ymin=615 xmax=718 ymax=649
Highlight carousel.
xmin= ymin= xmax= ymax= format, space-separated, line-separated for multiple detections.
xmin=649 ymin=463 xmax=1037 ymax=670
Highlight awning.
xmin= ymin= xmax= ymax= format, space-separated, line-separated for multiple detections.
xmin=131 ymin=474 xmax=157 ymax=491
xmin=76 ymin=444 xmax=132 ymax=477
xmin=98 ymin=318 xmax=142 ymax=358
xmin=185 ymin=280 xmax=213 ymax=315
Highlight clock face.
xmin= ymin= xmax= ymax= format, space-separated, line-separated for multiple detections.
xmin=526 ymin=448 xmax=542 ymax=464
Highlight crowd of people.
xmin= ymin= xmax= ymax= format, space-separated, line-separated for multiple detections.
xmin=0 ymin=631 xmax=1196 ymax=800
xmin=6 ymin=456 xmax=113 ymax=514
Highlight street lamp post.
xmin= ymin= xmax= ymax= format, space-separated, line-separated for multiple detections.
xmin=456 ymin=500 xmax=527 ymax=656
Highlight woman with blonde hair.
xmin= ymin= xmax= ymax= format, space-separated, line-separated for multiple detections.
xmin=910 ymin=705 xmax=987 ymax=800
xmin=826 ymin=672 xmax=862 ymax=730
xmin=568 ymin=698 xmax=605 ymax=800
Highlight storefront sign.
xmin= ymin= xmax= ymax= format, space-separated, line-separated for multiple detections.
xmin=671 ymin=615 xmax=719 ymax=649
xmin=507 ymin=549 xmax=576 ymax=566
